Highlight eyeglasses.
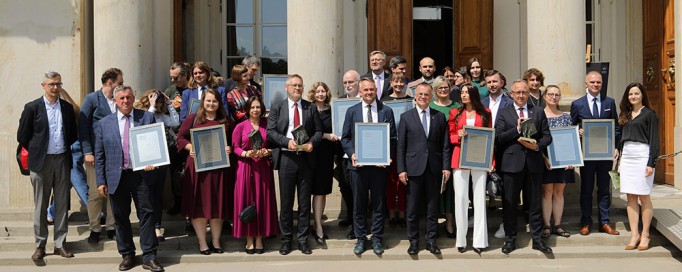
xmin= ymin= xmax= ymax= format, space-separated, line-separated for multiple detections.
xmin=343 ymin=80 xmax=358 ymax=85
xmin=46 ymin=83 xmax=63 ymax=88
xmin=437 ymin=86 xmax=450 ymax=90
xmin=370 ymin=58 xmax=384 ymax=62
xmin=287 ymin=84 xmax=304 ymax=89
xmin=545 ymin=93 xmax=561 ymax=98
xmin=169 ymin=76 xmax=179 ymax=81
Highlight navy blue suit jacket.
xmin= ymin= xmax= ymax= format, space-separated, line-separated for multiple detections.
xmin=340 ymin=101 xmax=397 ymax=170
xmin=570 ymin=94 xmax=621 ymax=144
xmin=180 ymin=86 xmax=229 ymax=123
xmin=94 ymin=109 xmax=155 ymax=194
xmin=79 ymin=90 xmax=114 ymax=155
xmin=396 ymin=107 xmax=450 ymax=176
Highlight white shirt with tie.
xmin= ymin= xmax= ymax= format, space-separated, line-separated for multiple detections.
xmin=286 ymin=98 xmax=303 ymax=139
xmin=361 ymin=100 xmax=378 ymax=123
xmin=586 ymin=91 xmax=601 ymax=117
xmin=372 ymin=71 xmax=386 ymax=99
xmin=417 ymin=106 xmax=431 ymax=136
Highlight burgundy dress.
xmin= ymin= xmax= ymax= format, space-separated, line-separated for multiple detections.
xmin=177 ymin=113 xmax=232 ymax=220
xmin=231 ymin=119 xmax=279 ymax=238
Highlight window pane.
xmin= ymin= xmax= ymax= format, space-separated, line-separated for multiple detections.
xmin=585 ymin=0 xmax=592 ymax=21
xmin=261 ymin=0 xmax=286 ymax=23
xmin=261 ymin=57 xmax=288 ymax=75
xmin=262 ymin=26 xmax=287 ymax=57
xmin=226 ymin=58 xmax=243 ymax=71
xmin=227 ymin=0 xmax=254 ymax=24
xmin=227 ymin=26 xmax=254 ymax=56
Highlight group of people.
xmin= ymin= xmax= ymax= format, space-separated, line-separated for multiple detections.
xmin=18 ymin=51 xmax=659 ymax=270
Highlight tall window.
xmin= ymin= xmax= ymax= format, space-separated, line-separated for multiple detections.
xmin=225 ymin=0 xmax=288 ymax=78
xmin=585 ymin=0 xmax=600 ymax=62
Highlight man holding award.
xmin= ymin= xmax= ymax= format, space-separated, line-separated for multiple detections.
xmin=266 ymin=74 xmax=323 ymax=255
xmin=494 ymin=80 xmax=552 ymax=254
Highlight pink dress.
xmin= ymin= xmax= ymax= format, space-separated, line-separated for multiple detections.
xmin=231 ymin=119 xmax=279 ymax=238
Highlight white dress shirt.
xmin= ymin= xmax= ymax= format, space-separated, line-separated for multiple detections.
xmin=488 ymin=94 xmax=503 ymax=127
xmin=361 ymin=100 xmax=379 ymax=123
xmin=286 ymin=98 xmax=303 ymax=139
xmin=117 ymin=110 xmax=135 ymax=146
xmin=106 ymin=96 xmax=116 ymax=113
xmin=44 ymin=96 xmax=66 ymax=154
xmin=418 ymin=106 xmax=431 ymax=135
xmin=586 ymin=91 xmax=601 ymax=117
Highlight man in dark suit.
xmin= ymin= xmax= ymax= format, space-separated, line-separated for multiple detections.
xmin=79 ymin=68 xmax=122 ymax=243
xmin=406 ymin=57 xmax=436 ymax=96
xmin=495 ymin=80 xmax=553 ymax=254
xmin=397 ymin=83 xmax=451 ymax=255
xmin=223 ymin=55 xmax=262 ymax=92
xmin=570 ymin=71 xmax=621 ymax=236
xmin=18 ymin=71 xmax=78 ymax=264
xmin=94 ymin=86 xmax=163 ymax=272
xmin=482 ymin=70 xmax=514 ymax=128
xmin=341 ymin=78 xmax=397 ymax=255
xmin=363 ymin=50 xmax=392 ymax=100
xmin=266 ymin=74 xmax=323 ymax=255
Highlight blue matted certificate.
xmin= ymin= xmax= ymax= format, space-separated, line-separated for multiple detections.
xmin=547 ymin=126 xmax=584 ymax=168
xmin=263 ymin=74 xmax=288 ymax=109
xmin=190 ymin=124 xmax=230 ymax=172
xmin=189 ymin=99 xmax=201 ymax=115
xmin=582 ymin=119 xmax=615 ymax=161
xmin=331 ymin=98 xmax=361 ymax=136
xmin=129 ymin=122 xmax=171 ymax=171
xmin=354 ymin=123 xmax=390 ymax=165
xmin=459 ymin=126 xmax=495 ymax=171
xmin=383 ymin=99 xmax=414 ymax=129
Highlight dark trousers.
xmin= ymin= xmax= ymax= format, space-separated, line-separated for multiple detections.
xmin=350 ymin=166 xmax=387 ymax=243
xmin=502 ymin=165 xmax=543 ymax=242
xmin=109 ymin=170 xmax=158 ymax=260
xmin=579 ymin=160 xmax=613 ymax=225
xmin=143 ymin=166 xmax=167 ymax=229
xmin=333 ymin=156 xmax=354 ymax=220
xmin=278 ymin=152 xmax=312 ymax=244
xmin=406 ymin=169 xmax=439 ymax=243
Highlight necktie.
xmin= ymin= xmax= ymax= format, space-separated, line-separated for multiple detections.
xmin=518 ymin=107 xmax=525 ymax=119
xmin=122 ymin=115 xmax=131 ymax=168
xmin=367 ymin=104 xmax=373 ymax=123
xmin=199 ymin=86 xmax=205 ymax=99
xmin=375 ymin=75 xmax=382 ymax=98
xmin=592 ymin=97 xmax=599 ymax=118
xmin=293 ymin=102 xmax=300 ymax=127
xmin=421 ymin=110 xmax=428 ymax=136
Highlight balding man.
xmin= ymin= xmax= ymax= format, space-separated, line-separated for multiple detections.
xmin=341 ymin=70 xmax=361 ymax=99
xmin=570 ymin=71 xmax=621 ymax=236
xmin=407 ymin=57 xmax=436 ymax=96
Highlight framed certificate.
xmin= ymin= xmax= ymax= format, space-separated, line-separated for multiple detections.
xmin=459 ymin=126 xmax=495 ymax=171
xmin=129 ymin=123 xmax=171 ymax=171
xmin=263 ymin=74 xmax=288 ymax=110
xmin=354 ymin=123 xmax=390 ymax=166
xmin=383 ymin=99 xmax=414 ymax=129
xmin=331 ymin=98 xmax=360 ymax=136
xmin=190 ymin=124 xmax=230 ymax=172
xmin=189 ymin=99 xmax=201 ymax=115
xmin=547 ymin=126 xmax=584 ymax=168
xmin=582 ymin=119 xmax=615 ymax=161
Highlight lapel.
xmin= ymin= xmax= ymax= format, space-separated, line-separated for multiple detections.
xmin=97 ymin=91 xmax=112 ymax=115
xmin=279 ymin=100 xmax=290 ymax=133
xmin=377 ymin=101 xmax=385 ymax=122
xmin=38 ymin=98 xmax=49 ymax=130
xmin=108 ymin=114 xmax=123 ymax=151
xmin=599 ymin=97 xmax=607 ymax=117
xmin=581 ymin=95 xmax=592 ymax=117
xmin=132 ymin=109 xmax=144 ymax=127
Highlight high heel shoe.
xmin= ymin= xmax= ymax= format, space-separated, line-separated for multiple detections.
xmin=255 ymin=248 xmax=264 ymax=254
xmin=637 ymin=236 xmax=650 ymax=251
xmin=199 ymin=248 xmax=211 ymax=255
xmin=625 ymin=237 xmax=641 ymax=250
xmin=245 ymin=248 xmax=255 ymax=255
xmin=210 ymin=245 xmax=224 ymax=254
xmin=457 ymin=247 xmax=466 ymax=253
xmin=311 ymin=232 xmax=326 ymax=244
xmin=473 ymin=247 xmax=483 ymax=255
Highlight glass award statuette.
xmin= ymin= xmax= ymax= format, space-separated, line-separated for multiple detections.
xmin=292 ymin=125 xmax=310 ymax=150
xmin=519 ymin=118 xmax=537 ymax=143
xmin=249 ymin=129 xmax=263 ymax=150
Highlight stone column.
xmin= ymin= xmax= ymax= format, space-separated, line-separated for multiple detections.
xmin=287 ymin=0 xmax=344 ymax=97
xmin=521 ymin=0 xmax=586 ymax=106
xmin=93 ymin=0 xmax=155 ymax=95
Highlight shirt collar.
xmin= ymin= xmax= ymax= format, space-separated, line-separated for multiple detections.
xmin=288 ymin=97 xmax=301 ymax=108
xmin=372 ymin=71 xmax=385 ymax=79
xmin=361 ymin=100 xmax=377 ymax=109
xmin=42 ymin=95 xmax=59 ymax=107
xmin=514 ymin=103 xmax=527 ymax=111
xmin=586 ymin=90 xmax=601 ymax=102
xmin=117 ymin=110 xmax=133 ymax=120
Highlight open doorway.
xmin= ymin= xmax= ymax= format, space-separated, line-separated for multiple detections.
xmin=412 ymin=0 xmax=454 ymax=78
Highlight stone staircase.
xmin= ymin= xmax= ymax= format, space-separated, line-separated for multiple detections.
xmin=1 ymin=206 xmax=680 ymax=266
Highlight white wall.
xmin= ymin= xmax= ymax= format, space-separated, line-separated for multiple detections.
xmin=493 ymin=0 xmax=522 ymax=81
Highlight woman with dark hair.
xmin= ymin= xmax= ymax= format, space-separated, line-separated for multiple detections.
xmin=134 ymin=89 xmax=181 ymax=242
xmin=227 ymin=65 xmax=263 ymax=123
xmin=232 ymin=96 xmax=278 ymax=254
xmin=449 ymin=84 xmax=494 ymax=254
xmin=448 ymin=66 xmax=470 ymax=103
xmin=618 ymin=83 xmax=659 ymax=251
xmin=177 ymin=89 xmax=233 ymax=255
xmin=540 ymin=85 xmax=574 ymax=239
xmin=466 ymin=58 xmax=489 ymax=99
xmin=522 ymin=68 xmax=545 ymax=108
xmin=306 ymin=81 xmax=338 ymax=243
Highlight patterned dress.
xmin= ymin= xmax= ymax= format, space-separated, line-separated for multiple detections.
xmin=226 ymin=85 xmax=262 ymax=123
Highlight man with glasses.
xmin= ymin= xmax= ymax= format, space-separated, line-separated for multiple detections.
xmin=495 ymin=80 xmax=552 ymax=254
xmin=363 ymin=50 xmax=392 ymax=100
xmin=407 ymin=57 xmax=436 ymax=96
xmin=164 ymin=62 xmax=192 ymax=113
xmin=224 ymin=55 xmax=262 ymax=92
xmin=267 ymin=74 xmax=323 ymax=255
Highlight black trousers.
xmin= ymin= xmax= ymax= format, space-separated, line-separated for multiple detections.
xmin=143 ymin=166 xmax=166 ymax=229
xmin=406 ymin=169 xmax=440 ymax=243
xmin=278 ymin=152 xmax=313 ymax=244
xmin=350 ymin=166 xmax=388 ymax=243
xmin=333 ymin=156 xmax=354 ymax=220
xmin=579 ymin=160 xmax=613 ymax=225
xmin=109 ymin=170 xmax=158 ymax=260
xmin=502 ymin=165 xmax=543 ymax=242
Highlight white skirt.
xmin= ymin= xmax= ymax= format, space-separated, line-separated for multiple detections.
xmin=619 ymin=141 xmax=655 ymax=195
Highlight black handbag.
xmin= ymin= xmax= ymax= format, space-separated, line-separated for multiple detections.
xmin=239 ymin=203 xmax=257 ymax=223
xmin=486 ymin=172 xmax=503 ymax=198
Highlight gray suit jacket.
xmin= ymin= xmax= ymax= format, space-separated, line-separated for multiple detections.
xmin=79 ymin=90 xmax=114 ymax=155
xmin=94 ymin=109 xmax=155 ymax=194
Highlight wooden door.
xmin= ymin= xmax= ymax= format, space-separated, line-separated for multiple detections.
xmin=643 ymin=0 xmax=675 ymax=185
xmin=454 ymin=0 xmax=493 ymax=68
xmin=367 ymin=0 xmax=414 ymax=79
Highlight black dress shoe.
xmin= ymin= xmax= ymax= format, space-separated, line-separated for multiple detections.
xmin=353 ymin=240 xmax=366 ymax=255
xmin=532 ymin=240 xmax=553 ymax=253
xmin=425 ymin=243 xmax=441 ymax=255
xmin=473 ymin=247 xmax=484 ymax=254
xmin=501 ymin=240 xmax=516 ymax=254
xmin=119 ymin=254 xmax=135 ymax=271
xmin=346 ymin=228 xmax=356 ymax=240
xmin=255 ymin=248 xmax=264 ymax=254
xmin=245 ymin=248 xmax=255 ymax=255
xmin=457 ymin=247 xmax=466 ymax=253
xmin=199 ymin=248 xmax=211 ymax=255
xmin=311 ymin=232 xmax=326 ymax=244
xmin=107 ymin=229 xmax=116 ymax=240
xmin=407 ymin=242 xmax=419 ymax=255
xmin=299 ymin=242 xmax=312 ymax=254
xmin=87 ymin=231 xmax=101 ymax=244
xmin=338 ymin=218 xmax=352 ymax=227
xmin=279 ymin=242 xmax=292 ymax=255
xmin=211 ymin=246 xmax=224 ymax=254
xmin=372 ymin=241 xmax=384 ymax=255
xmin=142 ymin=258 xmax=164 ymax=272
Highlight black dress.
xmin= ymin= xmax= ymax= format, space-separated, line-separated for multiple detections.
xmin=312 ymin=108 xmax=335 ymax=195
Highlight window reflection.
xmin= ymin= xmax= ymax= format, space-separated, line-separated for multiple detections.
xmin=261 ymin=0 xmax=286 ymax=23
xmin=227 ymin=26 xmax=254 ymax=56
xmin=262 ymin=26 xmax=287 ymax=57
xmin=227 ymin=0 xmax=254 ymax=24
xmin=262 ymin=58 xmax=288 ymax=75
